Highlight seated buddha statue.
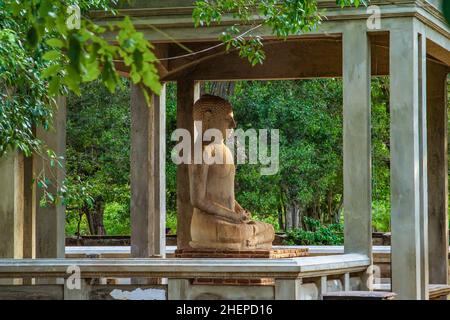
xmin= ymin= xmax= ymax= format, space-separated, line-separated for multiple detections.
xmin=189 ymin=94 xmax=275 ymax=250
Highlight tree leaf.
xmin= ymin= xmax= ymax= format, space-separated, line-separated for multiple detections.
xmin=42 ymin=50 xmax=60 ymax=61
xmin=46 ymin=38 xmax=65 ymax=48
xmin=42 ymin=64 xmax=61 ymax=78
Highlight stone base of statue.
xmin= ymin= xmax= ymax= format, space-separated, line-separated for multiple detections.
xmin=175 ymin=248 xmax=309 ymax=286
xmin=175 ymin=248 xmax=308 ymax=259
xmin=190 ymin=210 xmax=276 ymax=251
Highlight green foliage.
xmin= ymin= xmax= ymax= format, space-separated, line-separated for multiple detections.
xmin=65 ymin=79 xmax=131 ymax=235
xmin=229 ymin=79 xmax=344 ymax=228
xmin=166 ymin=212 xmax=178 ymax=235
xmin=103 ymin=202 xmax=130 ymax=235
xmin=284 ymin=217 xmax=344 ymax=245
xmin=443 ymin=0 xmax=450 ymax=25
xmin=165 ymin=83 xmax=178 ymax=227
xmin=2 ymin=0 xmax=397 ymax=241
xmin=0 ymin=0 xmax=161 ymax=206
xmin=253 ymin=214 xmax=280 ymax=231
xmin=193 ymin=0 xmax=363 ymax=65
xmin=372 ymin=200 xmax=390 ymax=232
xmin=371 ymin=78 xmax=391 ymax=231
xmin=66 ymin=211 xmax=90 ymax=236
xmin=0 ymin=22 xmax=52 ymax=156
xmin=65 ymin=76 xmax=392 ymax=238
xmin=0 ymin=0 xmax=161 ymax=155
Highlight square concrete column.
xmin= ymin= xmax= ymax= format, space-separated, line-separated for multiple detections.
xmin=426 ymin=60 xmax=448 ymax=285
xmin=176 ymin=79 xmax=200 ymax=249
xmin=342 ymin=23 xmax=372 ymax=265
xmin=130 ymin=83 xmax=166 ymax=258
xmin=0 ymin=151 xmax=24 ymax=259
xmin=22 ymin=153 xmax=35 ymax=259
xmin=390 ymin=19 xmax=429 ymax=300
xmin=35 ymin=97 xmax=66 ymax=259
xmin=275 ymin=279 xmax=303 ymax=300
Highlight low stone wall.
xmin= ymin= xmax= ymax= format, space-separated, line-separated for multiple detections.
xmin=66 ymin=232 xmax=393 ymax=247
xmin=65 ymin=245 xmax=450 ymax=283
xmin=0 ymin=254 xmax=370 ymax=300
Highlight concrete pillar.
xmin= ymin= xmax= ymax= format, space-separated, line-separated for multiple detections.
xmin=64 ymin=279 xmax=90 ymax=300
xmin=426 ymin=60 xmax=448 ymax=285
xmin=342 ymin=23 xmax=372 ymax=270
xmin=23 ymin=152 xmax=35 ymax=259
xmin=168 ymin=279 xmax=190 ymax=300
xmin=176 ymin=79 xmax=200 ymax=249
xmin=130 ymin=83 xmax=166 ymax=258
xmin=390 ymin=20 xmax=429 ymax=299
xmin=35 ymin=96 xmax=66 ymax=258
xmin=275 ymin=279 xmax=303 ymax=300
xmin=0 ymin=151 xmax=24 ymax=259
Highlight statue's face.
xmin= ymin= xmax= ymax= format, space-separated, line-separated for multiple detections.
xmin=193 ymin=95 xmax=237 ymax=141
xmin=208 ymin=110 xmax=236 ymax=139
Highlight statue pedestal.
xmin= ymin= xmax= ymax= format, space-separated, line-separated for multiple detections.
xmin=175 ymin=248 xmax=309 ymax=286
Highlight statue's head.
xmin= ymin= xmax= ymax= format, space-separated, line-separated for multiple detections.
xmin=193 ymin=94 xmax=236 ymax=139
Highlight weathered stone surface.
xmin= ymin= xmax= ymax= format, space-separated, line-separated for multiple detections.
xmin=188 ymin=95 xmax=274 ymax=250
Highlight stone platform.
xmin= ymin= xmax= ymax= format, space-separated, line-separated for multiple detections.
xmin=174 ymin=248 xmax=309 ymax=259
xmin=175 ymin=248 xmax=309 ymax=286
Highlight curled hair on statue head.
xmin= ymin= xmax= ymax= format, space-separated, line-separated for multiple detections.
xmin=193 ymin=94 xmax=233 ymax=124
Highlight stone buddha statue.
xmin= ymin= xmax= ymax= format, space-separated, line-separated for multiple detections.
xmin=189 ymin=94 xmax=275 ymax=250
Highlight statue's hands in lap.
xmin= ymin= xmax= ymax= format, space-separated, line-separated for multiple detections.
xmin=235 ymin=206 xmax=252 ymax=223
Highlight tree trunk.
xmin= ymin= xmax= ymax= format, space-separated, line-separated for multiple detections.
xmin=292 ymin=203 xmax=300 ymax=229
xmin=333 ymin=199 xmax=344 ymax=224
xmin=92 ymin=199 xmax=106 ymax=235
xmin=278 ymin=200 xmax=285 ymax=231
xmin=327 ymin=190 xmax=333 ymax=224
xmin=85 ymin=210 xmax=95 ymax=235
xmin=298 ymin=206 xmax=303 ymax=230
xmin=86 ymin=199 xmax=106 ymax=235
xmin=285 ymin=203 xmax=293 ymax=230
xmin=285 ymin=202 xmax=300 ymax=230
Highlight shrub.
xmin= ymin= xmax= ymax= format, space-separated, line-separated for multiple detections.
xmin=166 ymin=211 xmax=177 ymax=235
xmin=283 ymin=217 xmax=343 ymax=245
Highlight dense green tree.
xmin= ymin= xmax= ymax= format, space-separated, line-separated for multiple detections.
xmin=1 ymin=0 xmax=396 ymax=237
xmin=65 ymin=77 xmax=393 ymax=235
xmin=1 ymin=0 xmax=360 ymax=163
xmin=0 ymin=0 xmax=160 ymax=156
xmin=0 ymin=0 xmax=161 ymax=207
xmin=230 ymin=80 xmax=344 ymax=230
xmin=65 ymin=79 xmax=131 ymax=235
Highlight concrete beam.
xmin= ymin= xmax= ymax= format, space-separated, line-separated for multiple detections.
xmin=130 ymin=83 xmax=166 ymax=258
xmin=390 ymin=19 xmax=429 ymax=300
xmin=342 ymin=23 xmax=372 ymax=268
xmin=161 ymin=37 xmax=391 ymax=81
xmin=176 ymin=79 xmax=200 ymax=249
xmin=427 ymin=60 xmax=449 ymax=285
xmin=35 ymin=97 xmax=66 ymax=259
